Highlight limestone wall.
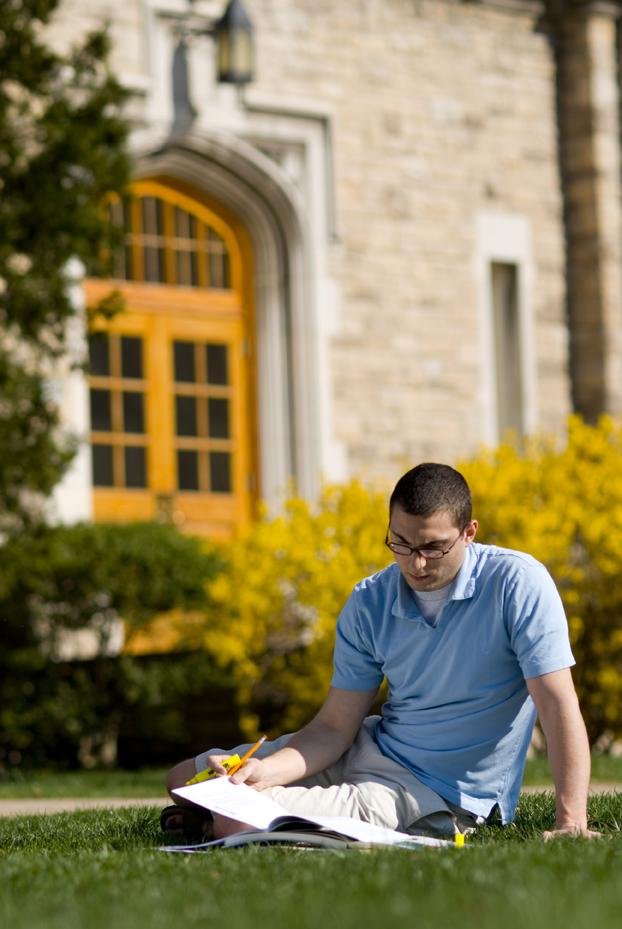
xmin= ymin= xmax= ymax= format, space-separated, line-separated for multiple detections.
xmin=48 ymin=0 xmax=573 ymax=483
xmin=248 ymin=0 xmax=570 ymax=473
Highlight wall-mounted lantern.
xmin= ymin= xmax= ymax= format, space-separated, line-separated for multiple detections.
xmin=214 ymin=0 xmax=255 ymax=85
xmin=170 ymin=0 xmax=255 ymax=129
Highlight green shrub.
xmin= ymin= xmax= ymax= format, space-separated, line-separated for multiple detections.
xmin=0 ymin=521 xmax=227 ymax=769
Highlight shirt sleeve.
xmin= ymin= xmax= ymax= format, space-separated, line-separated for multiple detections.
xmin=331 ymin=589 xmax=384 ymax=691
xmin=506 ymin=563 xmax=575 ymax=680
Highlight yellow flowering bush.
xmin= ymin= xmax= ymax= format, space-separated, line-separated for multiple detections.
xmin=204 ymin=416 xmax=622 ymax=743
xmin=204 ymin=481 xmax=390 ymax=736
xmin=459 ymin=415 xmax=622 ymax=742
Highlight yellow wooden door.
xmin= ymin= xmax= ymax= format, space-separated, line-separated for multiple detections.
xmin=84 ymin=179 xmax=256 ymax=539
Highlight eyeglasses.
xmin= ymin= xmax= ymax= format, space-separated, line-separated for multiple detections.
xmin=385 ymin=527 xmax=466 ymax=560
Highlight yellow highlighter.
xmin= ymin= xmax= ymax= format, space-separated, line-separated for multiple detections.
xmin=184 ymin=754 xmax=241 ymax=786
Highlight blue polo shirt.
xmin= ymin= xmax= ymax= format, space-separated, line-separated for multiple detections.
xmin=331 ymin=543 xmax=575 ymax=823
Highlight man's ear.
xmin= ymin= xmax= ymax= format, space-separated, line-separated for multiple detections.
xmin=465 ymin=520 xmax=478 ymax=544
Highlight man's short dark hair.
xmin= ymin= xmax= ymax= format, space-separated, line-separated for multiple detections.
xmin=389 ymin=463 xmax=472 ymax=528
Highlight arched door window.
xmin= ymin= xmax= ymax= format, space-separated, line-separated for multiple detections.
xmin=84 ymin=179 xmax=256 ymax=538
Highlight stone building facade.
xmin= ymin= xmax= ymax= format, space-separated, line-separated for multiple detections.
xmin=47 ymin=0 xmax=622 ymax=536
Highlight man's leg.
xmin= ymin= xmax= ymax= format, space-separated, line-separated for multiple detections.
xmin=261 ymin=780 xmax=409 ymax=831
xmin=166 ymin=758 xmax=196 ymax=801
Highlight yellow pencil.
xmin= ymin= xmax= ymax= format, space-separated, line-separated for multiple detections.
xmin=184 ymin=754 xmax=241 ymax=786
xmin=227 ymin=735 xmax=267 ymax=776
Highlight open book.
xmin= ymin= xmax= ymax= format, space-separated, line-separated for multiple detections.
xmin=163 ymin=776 xmax=458 ymax=851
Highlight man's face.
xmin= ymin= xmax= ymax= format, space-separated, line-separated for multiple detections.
xmin=388 ymin=505 xmax=478 ymax=592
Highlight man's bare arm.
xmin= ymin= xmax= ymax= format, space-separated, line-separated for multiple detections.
xmin=225 ymin=686 xmax=377 ymax=790
xmin=527 ymin=668 xmax=600 ymax=839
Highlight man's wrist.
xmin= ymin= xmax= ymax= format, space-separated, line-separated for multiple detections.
xmin=555 ymin=815 xmax=588 ymax=831
xmin=554 ymin=788 xmax=589 ymax=831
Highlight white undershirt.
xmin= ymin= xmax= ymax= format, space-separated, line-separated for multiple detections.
xmin=412 ymin=581 xmax=454 ymax=626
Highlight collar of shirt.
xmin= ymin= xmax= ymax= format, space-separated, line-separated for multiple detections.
xmin=392 ymin=544 xmax=479 ymax=621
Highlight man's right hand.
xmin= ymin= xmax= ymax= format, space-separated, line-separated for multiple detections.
xmin=203 ymin=754 xmax=279 ymax=790
xmin=201 ymin=754 xmax=271 ymax=789
xmin=229 ymin=757 xmax=269 ymax=788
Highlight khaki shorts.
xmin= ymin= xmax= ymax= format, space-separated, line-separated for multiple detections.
xmin=195 ymin=717 xmax=481 ymax=837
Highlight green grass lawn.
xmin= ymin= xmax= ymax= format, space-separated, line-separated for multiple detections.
xmin=0 ymin=793 xmax=621 ymax=929
xmin=0 ymin=767 xmax=169 ymax=799
xmin=522 ymin=753 xmax=622 ymax=786
xmin=1 ymin=754 xmax=621 ymax=799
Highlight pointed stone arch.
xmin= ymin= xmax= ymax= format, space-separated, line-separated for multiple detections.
xmin=136 ymin=130 xmax=321 ymax=508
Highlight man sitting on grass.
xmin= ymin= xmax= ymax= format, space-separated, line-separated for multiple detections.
xmin=165 ymin=463 xmax=600 ymax=841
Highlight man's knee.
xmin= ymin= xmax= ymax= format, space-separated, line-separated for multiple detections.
xmin=165 ymin=758 xmax=196 ymax=799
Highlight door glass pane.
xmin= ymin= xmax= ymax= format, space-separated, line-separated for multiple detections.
xmin=207 ymin=229 xmax=230 ymax=289
xmin=210 ymin=451 xmax=231 ymax=493
xmin=121 ymin=336 xmax=143 ymax=379
xmin=176 ymin=251 xmax=188 ymax=286
xmin=206 ymin=344 xmax=228 ymax=385
xmin=124 ymin=446 xmax=147 ymax=488
xmin=90 ymin=389 xmax=112 ymax=432
xmin=176 ymin=250 xmax=198 ymax=286
xmin=189 ymin=251 xmax=198 ymax=285
xmin=88 ymin=334 xmax=110 ymax=376
xmin=175 ymin=396 xmax=198 ymax=436
xmin=207 ymin=397 xmax=229 ymax=439
xmin=142 ymin=197 xmax=164 ymax=235
xmin=123 ymin=392 xmax=145 ymax=433
xmin=174 ymin=341 xmax=196 ymax=383
xmin=144 ymin=246 xmax=165 ymax=283
xmin=174 ymin=208 xmax=197 ymax=239
xmin=108 ymin=201 xmax=127 ymax=279
xmin=92 ymin=444 xmax=114 ymax=486
xmin=177 ymin=450 xmax=199 ymax=490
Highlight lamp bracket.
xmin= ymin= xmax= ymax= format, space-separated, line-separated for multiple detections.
xmin=158 ymin=9 xmax=217 ymax=38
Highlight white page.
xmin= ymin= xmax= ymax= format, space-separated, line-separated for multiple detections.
xmin=309 ymin=815 xmax=411 ymax=843
xmin=308 ymin=815 xmax=449 ymax=847
xmin=173 ymin=778 xmax=290 ymax=830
